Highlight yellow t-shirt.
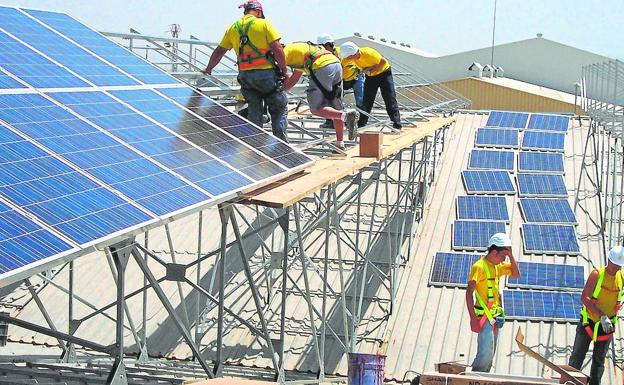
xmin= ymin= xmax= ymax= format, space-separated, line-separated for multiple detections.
xmin=283 ymin=42 xmax=339 ymax=75
xmin=351 ymin=47 xmax=391 ymax=77
xmin=333 ymin=47 xmax=360 ymax=81
xmin=468 ymin=258 xmax=512 ymax=308
xmin=587 ymin=268 xmax=623 ymax=321
xmin=218 ymin=15 xmax=281 ymax=71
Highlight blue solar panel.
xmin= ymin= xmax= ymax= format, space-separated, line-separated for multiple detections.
xmin=508 ymin=262 xmax=584 ymax=290
xmin=520 ymin=198 xmax=577 ymax=223
xmin=429 ymin=252 xmax=480 ymax=287
xmin=468 ymin=149 xmax=514 ymax=171
xmin=475 ymin=128 xmax=519 ymax=149
xmin=517 ymin=173 xmax=567 ymax=197
xmin=0 ymin=7 xmax=138 ymax=86
xmin=518 ymin=152 xmax=564 ymax=173
xmin=452 ymin=220 xmax=506 ymax=251
xmin=503 ymin=290 xmax=580 ymax=321
xmin=457 ymin=196 xmax=509 ymax=221
xmin=486 ymin=111 xmax=529 ymax=129
xmin=25 ymin=9 xmax=179 ymax=85
xmin=522 ymin=131 xmax=566 ymax=152
xmin=462 ymin=170 xmax=515 ymax=194
xmin=0 ymin=199 xmax=74 ymax=275
xmin=527 ymin=114 xmax=570 ymax=132
xmin=522 ymin=224 xmax=580 ymax=255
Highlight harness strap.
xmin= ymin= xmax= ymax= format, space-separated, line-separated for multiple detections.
xmin=233 ymin=18 xmax=276 ymax=69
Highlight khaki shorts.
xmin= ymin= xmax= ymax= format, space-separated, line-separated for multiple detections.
xmin=306 ymin=62 xmax=343 ymax=112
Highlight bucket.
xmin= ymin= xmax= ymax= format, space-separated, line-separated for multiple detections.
xmin=0 ymin=312 xmax=8 ymax=347
xmin=347 ymin=352 xmax=385 ymax=385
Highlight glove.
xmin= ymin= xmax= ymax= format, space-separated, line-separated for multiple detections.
xmin=600 ymin=315 xmax=614 ymax=334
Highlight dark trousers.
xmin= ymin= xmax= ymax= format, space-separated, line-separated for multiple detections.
xmin=358 ymin=68 xmax=401 ymax=127
xmin=568 ymin=321 xmax=611 ymax=385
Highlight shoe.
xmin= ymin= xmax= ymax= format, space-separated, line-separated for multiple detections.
xmin=345 ymin=109 xmax=360 ymax=141
xmin=331 ymin=142 xmax=346 ymax=154
xmin=393 ymin=122 xmax=403 ymax=130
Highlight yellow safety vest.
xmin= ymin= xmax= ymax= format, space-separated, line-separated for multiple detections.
xmin=474 ymin=258 xmax=505 ymax=323
xmin=580 ymin=267 xmax=624 ymax=341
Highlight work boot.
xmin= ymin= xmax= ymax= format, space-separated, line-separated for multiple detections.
xmin=320 ymin=119 xmax=334 ymax=129
xmin=345 ymin=109 xmax=360 ymax=141
xmin=331 ymin=141 xmax=346 ymax=154
xmin=393 ymin=122 xmax=403 ymax=130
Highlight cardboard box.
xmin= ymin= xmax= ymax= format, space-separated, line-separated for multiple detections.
xmin=359 ymin=131 xmax=383 ymax=159
xmin=435 ymin=361 xmax=469 ymax=374
xmin=420 ymin=372 xmax=557 ymax=385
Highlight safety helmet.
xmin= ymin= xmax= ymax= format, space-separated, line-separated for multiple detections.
xmin=317 ymin=33 xmax=335 ymax=45
xmin=338 ymin=42 xmax=359 ymax=59
xmin=488 ymin=233 xmax=512 ymax=248
xmin=239 ymin=0 xmax=264 ymax=16
xmin=608 ymin=245 xmax=624 ymax=266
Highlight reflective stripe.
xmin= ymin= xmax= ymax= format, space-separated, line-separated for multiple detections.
xmin=580 ymin=267 xmax=624 ymax=342
xmin=473 ymin=258 xmax=503 ymax=322
xmin=233 ymin=18 xmax=273 ymax=70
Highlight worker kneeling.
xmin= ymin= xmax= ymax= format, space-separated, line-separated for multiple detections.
xmin=465 ymin=233 xmax=520 ymax=372
xmin=283 ymin=42 xmax=359 ymax=151
xmin=569 ymin=246 xmax=624 ymax=385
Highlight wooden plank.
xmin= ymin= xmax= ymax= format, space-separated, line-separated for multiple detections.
xmin=242 ymin=117 xmax=455 ymax=208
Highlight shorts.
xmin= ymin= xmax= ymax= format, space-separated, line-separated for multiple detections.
xmin=307 ymin=62 xmax=343 ymax=112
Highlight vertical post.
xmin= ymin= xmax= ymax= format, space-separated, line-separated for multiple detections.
xmin=277 ymin=208 xmax=290 ymax=380
xmin=319 ymin=185 xmax=332 ymax=382
xmin=139 ymin=232 xmax=149 ymax=363
xmin=351 ymin=173 xmax=363 ymax=352
xmin=214 ymin=205 xmax=231 ymax=376
xmin=60 ymin=262 xmax=76 ymax=363
xmin=195 ymin=211 xmax=203 ymax=350
xmin=332 ymin=186 xmax=350 ymax=348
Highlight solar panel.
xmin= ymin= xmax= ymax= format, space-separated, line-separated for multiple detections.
xmin=522 ymin=131 xmax=566 ymax=152
xmin=462 ymin=170 xmax=516 ymax=195
xmin=429 ymin=252 xmax=480 ymax=287
xmin=527 ymin=114 xmax=570 ymax=132
xmin=522 ymin=224 xmax=580 ymax=255
xmin=468 ymin=149 xmax=515 ymax=171
xmin=508 ymin=262 xmax=585 ymax=290
xmin=486 ymin=111 xmax=529 ymax=129
xmin=503 ymin=290 xmax=580 ymax=322
xmin=456 ymin=196 xmax=509 ymax=221
xmin=474 ymin=128 xmax=519 ymax=149
xmin=452 ymin=220 xmax=506 ymax=251
xmin=517 ymin=173 xmax=567 ymax=197
xmin=0 ymin=7 xmax=315 ymax=287
xmin=520 ymin=198 xmax=577 ymax=224
xmin=518 ymin=152 xmax=565 ymax=174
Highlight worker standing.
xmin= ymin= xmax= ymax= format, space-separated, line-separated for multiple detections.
xmin=202 ymin=1 xmax=291 ymax=142
xmin=282 ymin=42 xmax=359 ymax=150
xmin=465 ymin=233 xmax=520 ymax=372
xmin=569 ymin=246 xmax=624 ymax=385
xmin=338 ymin=42 xmax=402 ymax=129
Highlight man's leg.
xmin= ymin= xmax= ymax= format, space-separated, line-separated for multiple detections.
xmin=569 ymin=322 xmax=592 ymax=371
xmin=378 ymin=69 xmax=402 ymax=128
xmin=238 ymin=71 xmax=265 ymax=128
xmin=265 ymin=90 xmax=289 ymax=142
xmin=358 ymin=75 xmax=380 ymax=127
xmin=353 ymin=75 xmax=365 ymax=110
xmin=589 ymin=338 xmax=611 ymax=385
xmin=472 ymin=322 xmax=495 ymax=372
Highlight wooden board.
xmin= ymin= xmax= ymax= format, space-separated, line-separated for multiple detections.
xmin=242 ymin=117 xmax=455 ymax=208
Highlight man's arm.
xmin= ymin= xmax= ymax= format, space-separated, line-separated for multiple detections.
xmin=203 ymin=46 xmax=228 ymax=75
xmin=466 ymin=280 xmax=477 ymax=320
xmin=508 ymin=251 xmax=520 ymax=278
xmin=582 ymin=270 xmax=603 ymax=317
xmin=269 ymin=40 xmax=288 ymax=76
xmin=363 ymin=58 xmax=387 ymax=75
xmin=283 ymin=70 xmax=302 ymax=91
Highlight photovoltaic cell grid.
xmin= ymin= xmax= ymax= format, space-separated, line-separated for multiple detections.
xmin=522 ymin=224 xmax=580 ymax=255
xmin=508 ymin=262 xmax=584 ymax=290
xmin=518 ymin=152 xmax=565 ymax=174
xmin=522 ymin=131 xmax=566 ymax=152
xmin=486 ymin=111 xmax=529 ymax=129
xmin=452 ymin=220 xmax=506 ymax=251
xmin=0 ymin=6 xmax=315 ymax=286
xmin=517 ymin=173 xmax=568 ymax=197
xmin=520 ymin=198 xmax=577 ymax=224
xmin=526 ymin=114 xmax=570 ymax=132
xmin=462 ymin=170 xmax=515 ymax=195
xmin=503 ymin=290 xmax=581 ymax=321
xmin=474 ymin=128 xmax=519 ymax=149
xmin=468 ymin=149 xmax=515 ymax=171
xmin=429 ymin=252 xmax=480 ymax=287
xmin=456 ymin=196 xmax=509 ymax=221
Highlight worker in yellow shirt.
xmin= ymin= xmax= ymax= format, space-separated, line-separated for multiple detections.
xmin=282 ymin=42 xmax=359 ymax=150
xmin=338 ymin=42 xmax=402 ymax=129
xmin=202 ymin=1 xmax=291 ymax=142
xmin=569 ymin=246 xmax=624 ymax=385
xmin=466 ymin=233 xmax=520 ymax=373
xmin=317 ymin=33 xmax=364 ymax=109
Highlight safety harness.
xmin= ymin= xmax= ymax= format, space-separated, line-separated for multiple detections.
xmin=580 ymin=268 xmax=624 ymax=342
xmin=474 ymin=259 xmax=505 ymax=330
xmin=299 ymin=42 xmax=342 ymax=101
xmin=233 ymin=17 xmax=277 ymax=70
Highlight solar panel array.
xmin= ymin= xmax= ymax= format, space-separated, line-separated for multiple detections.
xmin=429 ymin=110 xmax=583 ymax=322
xmin=0 ymin=7 xmax=314 ymax=286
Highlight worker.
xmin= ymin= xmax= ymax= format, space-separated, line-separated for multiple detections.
xmin=282 ymin=41 xmax=359 ymax=150
xmin=569 ymin=246 xmax=624 ymax=385
xmin=465 ymin=233 xmax=520 ymax=373
xmin=201 ymin=0 xmax=291 ymax=142
xmin=338 ymin=42 xmax=402 ymax=129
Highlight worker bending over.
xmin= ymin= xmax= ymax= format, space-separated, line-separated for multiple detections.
xmin=282 ymin=42 xmax=359 ymax=150
xmin=339 ymin=42 xmax=402 ymax=129
xmin=466 ymin=233 xmax=520 ymax=372
xmin=569 ymin=246 xmax=624 ymax=385
xmin=202 ymin=1 xmax=291 ymax=142
xmin=317 ymin=33 xmax=364 ymax=109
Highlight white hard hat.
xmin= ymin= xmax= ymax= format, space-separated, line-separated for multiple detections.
xmin=608 ymin=245 xmax=624 ymax=266
xmin=488 ymin=233 xmax=512 ymax=248
xmin=317 ymin=33 xmax=334 ymax=45
xmin=338 ymin=42 xmax=359 ymax=59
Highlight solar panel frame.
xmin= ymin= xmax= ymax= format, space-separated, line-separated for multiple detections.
xmin=522 ymin=131 xmax=566 ymax=152
xmin=428 ymin=252 xmax=481 ymax=288
xmin=468 ymin=149 xmax=515 ymax=172
xmin=526 ymin=114 xmax=570 ymax=132
xmin=462 ymin=170 xmax=516 ymax=195
xmin=456 ymin=195 xmax=509 ymax=222
xmin=452 ymin=220 xmax=507 ymax=251
xmin=521 ymin=223 xmax=581 ymax=255
xmin=507 ymin=261 xmax=585 ymax=291
xmin=519 ymin=198 xmax=578 ymax=224
xmin=517 ymin=151 xmax=565 ymax=174
xmin=474 ymin=127 xmax=520 ymax=149
xmin=486 ymin=111 xmax=529 ymax=129
xmin=503 ymin=289 xmax=581 ymax=322
xmin=516 ymin=173 xmax=568 ymax=198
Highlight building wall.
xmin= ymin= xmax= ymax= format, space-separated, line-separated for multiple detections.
xmin=441 ymin=77 xmax=578 ymax=113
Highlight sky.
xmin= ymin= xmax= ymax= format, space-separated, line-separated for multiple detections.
xmin=2 ymin=0 xmax=622 ymax=59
